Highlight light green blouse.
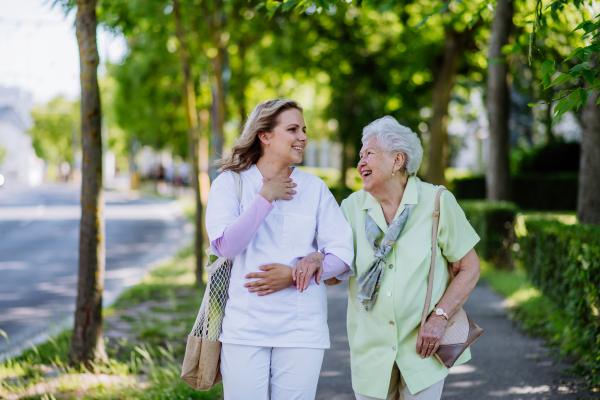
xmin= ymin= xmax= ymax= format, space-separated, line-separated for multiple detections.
xmin=340 ymin=177 xmax=480 ymax=398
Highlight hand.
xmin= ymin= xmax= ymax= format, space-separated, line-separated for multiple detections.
xmin=244 ymin=264 xmax=294 ymax=296
xmin=324 ymin=277 xmax=342 ymax=286
xmin=258 ymin=177 xmax=297 ymax=203
xmin=416 ymin=314 xmax=447 ymax=359
xmin=291 ymin=252 xmax=324 ymax=292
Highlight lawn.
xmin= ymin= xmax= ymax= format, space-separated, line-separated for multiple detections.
xmin=0 ymin=245 xmax=223 ymax=400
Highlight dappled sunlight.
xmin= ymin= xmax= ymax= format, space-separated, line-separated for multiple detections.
xmin=448 ymin=364 xmax=477 ymax=374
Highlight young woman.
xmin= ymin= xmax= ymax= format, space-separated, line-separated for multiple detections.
xmin=205 ymin=99 xmax=354 ymax=400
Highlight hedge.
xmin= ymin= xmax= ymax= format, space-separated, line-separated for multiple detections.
xmin=518 ymin=219 xmax=600 ymax=386
xmin=452 ymin=173 xmax=578 ymax=211
xmin=459 ymin=200 xmax=518 ymax=269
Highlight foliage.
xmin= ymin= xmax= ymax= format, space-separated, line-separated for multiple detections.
xmin=517 ymin=218 xmax=600 ymax=387
xmin=531 ymin=0 xmax=600 ymax=123
xmin=453 ymin=173 xmax=579 ymax=210
xmin=516 ymin=139 xmax=580 ymax=173
xmin=459 ymin=200 xmax=518 ymax=268
xmin=513 ymin=173 xmax=579 ymax=210
xmin=29 ymin=96 xmax=80 ymax=166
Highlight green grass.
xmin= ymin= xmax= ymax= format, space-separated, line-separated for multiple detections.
xmin=0 ymin=245 xmax=223 ymax=400
xmin=480 ymin=261 xmax=571 ymax=356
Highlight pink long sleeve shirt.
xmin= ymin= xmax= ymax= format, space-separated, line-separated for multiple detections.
xmin=211 ymin=193 xmax=350 ymax=280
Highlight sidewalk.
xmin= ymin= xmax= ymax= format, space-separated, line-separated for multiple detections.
xmin=317 ymin=283 xmax=600 ymax=400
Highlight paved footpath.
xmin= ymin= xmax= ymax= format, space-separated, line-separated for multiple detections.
xmin=317 ymin=283 xmax=600 ymax=400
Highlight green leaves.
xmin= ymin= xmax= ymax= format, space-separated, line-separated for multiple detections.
xmin=541 ymin=59 xmax=555 ymax=88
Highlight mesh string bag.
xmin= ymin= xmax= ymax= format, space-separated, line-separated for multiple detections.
xmin=180 ymin=250 xmax=233 ymax=390
xmin=181 ymin=171 xmax=241 ymax=391
xmin=191 ymin=253 xmax=233 ymax=341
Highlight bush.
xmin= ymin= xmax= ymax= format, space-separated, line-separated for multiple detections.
xmin=452 ymin=173 xmax=579 ymax=211
xmin=459 ymin=200 xmax=518 ymax=269
xmin=517 ymin=140 xmax=580 ymax=174
xmin=518 ymin=219 xmax=600 ymax=386
xmin=453 ymin=176 xmax=486 ymax=200
xmin=512 ymin=173 xmax=578 ymax=210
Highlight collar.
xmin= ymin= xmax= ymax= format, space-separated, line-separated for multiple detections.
xmin=361 ymin=177 xmax=420 ymax=232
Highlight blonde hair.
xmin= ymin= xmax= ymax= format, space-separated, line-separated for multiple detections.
xmin=215 ymin=99 xmax=303 ymax=173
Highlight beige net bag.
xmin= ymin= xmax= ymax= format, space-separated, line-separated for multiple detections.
xmin=180 ymin=172 xmax=241 ymax=391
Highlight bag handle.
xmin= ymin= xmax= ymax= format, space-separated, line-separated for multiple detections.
xmin=420 ymin=187 xmax=448 ymax=328
xmin=204 ymin=171 xmax=243 ymax=260
xmin=231 ymin=171 xmax=243 ymax=204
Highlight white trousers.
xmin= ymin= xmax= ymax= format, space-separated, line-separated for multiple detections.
xmin=355 ymin=363 xmax=444 ymax=400
xmin=221 ymin=343 xmax=325 ymax=400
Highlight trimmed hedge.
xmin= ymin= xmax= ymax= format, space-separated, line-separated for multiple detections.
xmin=518 ymin=219 xmax=600 ymax=386
xmin=452 ymin=173 xmax=578 ymax=211
xmin=459 ymin=200 xmax=518 ymax=269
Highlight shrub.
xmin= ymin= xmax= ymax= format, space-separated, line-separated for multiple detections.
xmin=517 ymin=140 xmax=580 ymax=174
xmin=459 ymin=200 xmax=518 ymax=269
xmin=452 ymin=174 xmax=579 ymax=211
xmin=518 ymin=219 xmax=600 ymax=386
xmin=512 ymin=173 xmax=578 ymax=210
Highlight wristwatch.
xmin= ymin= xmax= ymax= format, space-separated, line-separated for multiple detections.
xmin=434 ymin=307 xmax=448 ymax=320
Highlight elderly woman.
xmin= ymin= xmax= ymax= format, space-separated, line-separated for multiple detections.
xmin=327 ymin=116 xmax=481 ymax=400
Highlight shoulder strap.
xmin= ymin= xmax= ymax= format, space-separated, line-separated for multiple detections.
xmin=420 ymin=187 xmax=446 ymax=328
xmin=231 ymin=171 xmax=243 ymax=204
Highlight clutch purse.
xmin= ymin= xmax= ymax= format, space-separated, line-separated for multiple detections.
xmin=419 ymin=187 xmax=483 ymax=368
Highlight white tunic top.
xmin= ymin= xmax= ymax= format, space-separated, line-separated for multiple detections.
xmin=206 ymin=165 xmax=354 ymax=349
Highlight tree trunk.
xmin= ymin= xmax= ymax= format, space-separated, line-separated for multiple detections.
xmin=71 ymin=0 xmax=107 ymax=367
xmin=237 ymin=42 xmax=248 ymax=129
xmin=209 ymin=47 xmax=226 ymax=180
xmin=173 ymin=0 xmax=205 ymax=283
xmin=427 ymin=28 xmax=472 ymax=185
xmin=486 ymin=0 xmax=513 ymax=201
xmin=577 ymin=54 xmax=600 ymax=225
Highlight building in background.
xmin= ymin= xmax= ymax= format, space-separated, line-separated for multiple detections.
xmin=0 ymin=86 xmax=44 ymax=187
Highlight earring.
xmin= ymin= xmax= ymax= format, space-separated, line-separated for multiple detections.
xmin=392 ymin=172 xmax=395 ymax=177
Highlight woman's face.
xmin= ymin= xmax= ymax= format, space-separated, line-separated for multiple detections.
xmin=261 ymin=109 xmax=307 ymax=164
xmin=357 ymin=136 xmax=397 ymax=193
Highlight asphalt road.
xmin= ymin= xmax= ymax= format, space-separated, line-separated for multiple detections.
xmin=318 ymin=283 xmax=600 ymax=400
xmin=0 ymin=183 xmax=191 ymax=357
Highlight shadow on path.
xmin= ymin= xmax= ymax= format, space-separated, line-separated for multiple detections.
xmin=318 ymin=283 xmax=600 ymax=400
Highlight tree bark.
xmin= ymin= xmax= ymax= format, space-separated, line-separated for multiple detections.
xmin=71 ymin=0 xmax=107 ymax=367
xmin=210 ymin=47 xmax=226 ymax=180
xmin=173 ymin=0 xmax=205 ymax=283
xmin=486 ymin=0 xmax=513 ymax=201
xmin=578 ymin=54 xmax=600 ymax=225
xmin=427 ymin=28 xmax=472 ymax=186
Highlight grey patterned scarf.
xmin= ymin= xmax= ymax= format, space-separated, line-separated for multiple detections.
xmin=356 ymin=178 xmax=421 ymax=312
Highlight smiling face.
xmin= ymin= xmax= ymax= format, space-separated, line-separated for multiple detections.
xmin=358 ymin=135 xmax=404 ymax=194
xmin=259 ymin=108 xmax=307 ymax=165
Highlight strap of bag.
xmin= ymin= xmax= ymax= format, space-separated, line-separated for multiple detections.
xmin=231 ymin=171 xmax=243 ymax=204
xmin=204 ymin=171 xmax=243 ymax=260
xmin=420 ymin=187 xmax=449 ymax=328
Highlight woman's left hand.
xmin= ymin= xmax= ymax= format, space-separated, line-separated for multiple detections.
xmin=291 ymin=252 xmax=324 ymax=292
xmin=416 ymin=314 xmax=447 ymax=359
xmin=244 ymin=264 xmax=294 ymax=296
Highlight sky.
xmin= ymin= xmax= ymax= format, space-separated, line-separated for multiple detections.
xmin=0 ymin=0 xmax=127 ymax=104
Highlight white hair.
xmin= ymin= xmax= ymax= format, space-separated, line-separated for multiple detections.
xmin=361 ymin=116 xmax=423 ymax=177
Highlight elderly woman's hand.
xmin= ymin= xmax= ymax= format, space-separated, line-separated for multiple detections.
xmin=291 ymin=252 xmax=324 ymax=292
xmin=416 ymin=314 xmax=447 ymax=359
xmin=244 ymin=264 xmax=294 ymax=296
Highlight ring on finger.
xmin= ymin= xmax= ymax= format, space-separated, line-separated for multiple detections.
xmin=428 ymin=343 xmax=435 ymax=348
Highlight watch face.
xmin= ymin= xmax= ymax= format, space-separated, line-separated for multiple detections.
xmin=436 ymin=309 xmax=443 ymax=315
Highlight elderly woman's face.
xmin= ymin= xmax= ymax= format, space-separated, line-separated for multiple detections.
xmin=357 ymin=136 xmax=396 ymax=193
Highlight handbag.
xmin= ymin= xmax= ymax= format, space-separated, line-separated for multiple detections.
xmin=420 ymin=187 xmax=483 ymax=368
xmin=180 ymin=171 xmax=242 ymax=391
